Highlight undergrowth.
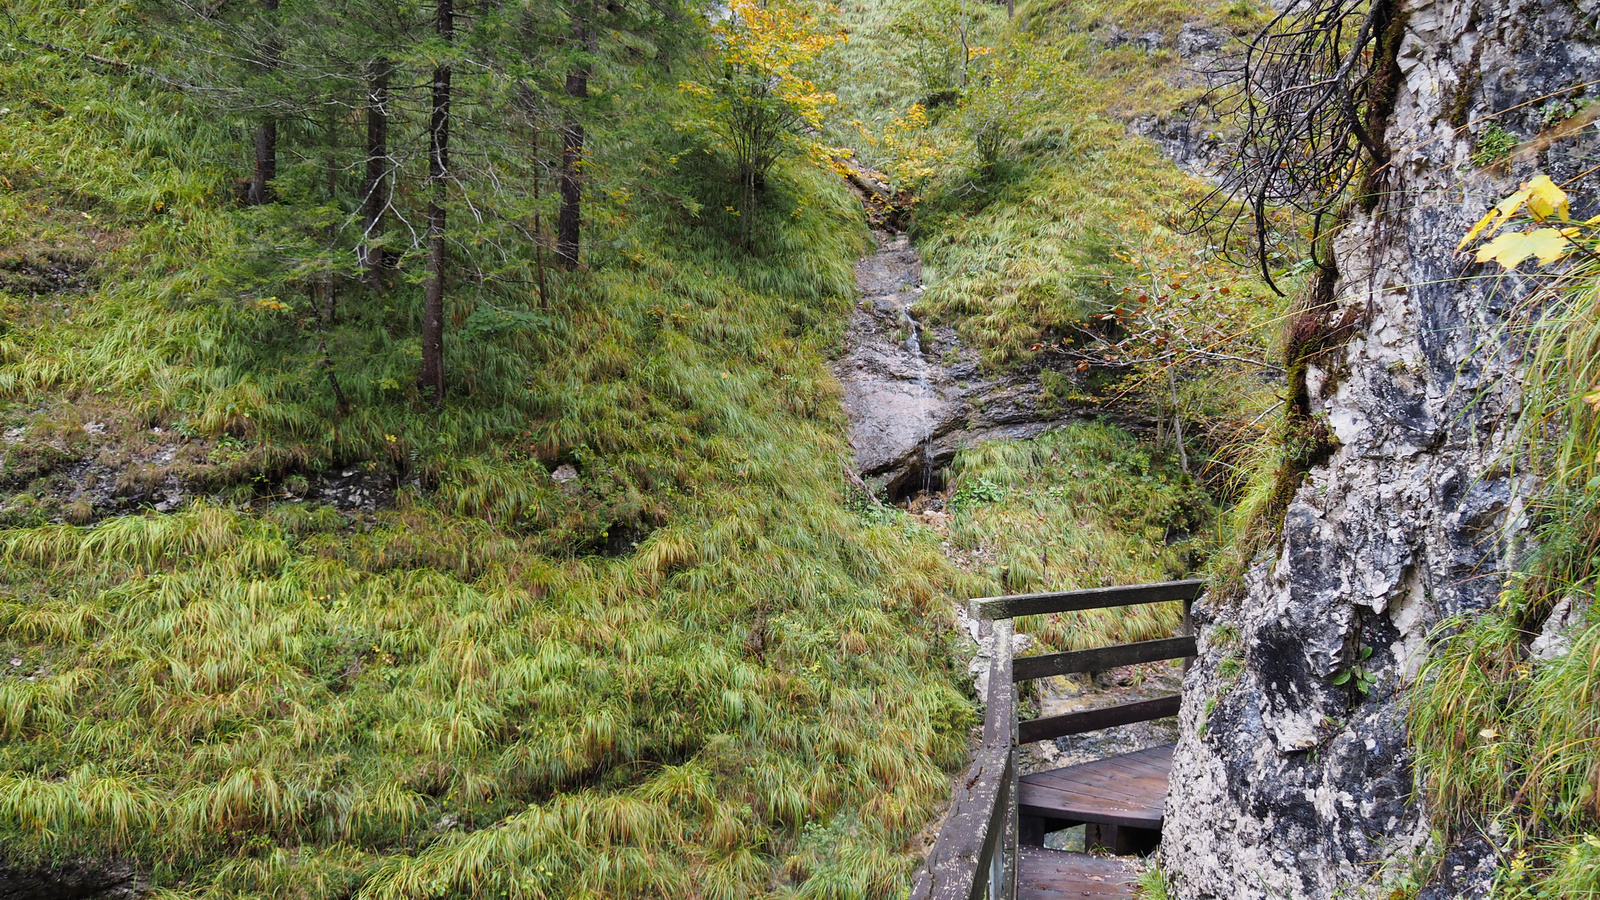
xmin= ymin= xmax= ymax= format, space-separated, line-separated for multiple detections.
xmin=942 ymin=423 xmax=1213 ymax=651
xmin=833 ymin=0 xmax=1275 ymax=365
xmin=0 ymin=2 xmax=991 ymax=897
xmin=831 ymin=0 xmax=1285 ymax=501
xmin=0 ymin=0 xmax=1265 ymax=894
xmin=1410 ymin=188 xmax=1600 ymax=898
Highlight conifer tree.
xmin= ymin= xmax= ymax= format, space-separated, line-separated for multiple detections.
xmin=361 ymin=56 xmax=391 ymax=277
xmin=247 ymin=0 xmax=281 ymax=204
xmin=557 ymin=0 xmax=595 ymax=269
xmin=420 ymin=0 xmax=452 ymax=406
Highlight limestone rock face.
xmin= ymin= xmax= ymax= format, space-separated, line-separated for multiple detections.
xmin=1162 ymin=0 xmax=1600 ymax=896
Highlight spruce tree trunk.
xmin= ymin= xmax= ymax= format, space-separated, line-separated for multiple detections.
xmin=556 ymin=1 xmax=594 ymax=269
xmin=247 ymin=0 xmax=279 ymax=205
xmin=420 ymin=0 xmax=452 ymax=407
xmin=249 ymin=121 xmax=276 ymax=204
xmin=361 ymin=58 xmax=391 ymax=277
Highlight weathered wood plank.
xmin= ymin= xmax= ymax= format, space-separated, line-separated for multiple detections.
xmin=908 ymin=745 xmax=1014 ymax=900
xmin=1012 ymin=636 xmax=1196 ymax=682
xmin=910 ymin=619 xmax=1018 ymax=900
xmin=1017 ymin=695 xmax=1180 ymax=744
xmin=970 ymin=579 xmax=1204 ymax=621
xmin=984 ymin=619 xmax=1015 ymax=746
xmin=1015 ymin=847 xmax=1140 ymax=900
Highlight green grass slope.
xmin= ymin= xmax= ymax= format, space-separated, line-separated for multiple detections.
xmin=0 ymin=4 xmax=989 ymax=897
xmin=0 ymin=0 xmax=1264 ymax=894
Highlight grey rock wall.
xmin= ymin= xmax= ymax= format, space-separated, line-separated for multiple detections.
xmin=1163 ymin=0 xmax=1600 ymax=895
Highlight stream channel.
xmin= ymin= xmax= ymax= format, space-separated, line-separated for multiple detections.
xmin=834 ymin=221 xmax=1181 ymax=853
xmin=833 ymin=228 xmax=1115 ymax=500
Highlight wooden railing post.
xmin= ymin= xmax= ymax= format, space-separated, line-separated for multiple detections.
xmin=997 ymin=619 xmax=1017 ymax=900
xmin=1182 ymin=597 xmax=1195 ymax=673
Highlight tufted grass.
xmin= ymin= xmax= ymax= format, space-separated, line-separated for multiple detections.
xmin=0 ymin=2 xmax=996 ymax=897
xmin=829 ymin=0 xmax=1285 ymax=513
xmin=1409 ymin=232 xmax=1600 ymax=896
xmin=0 ymin=0 xmax=1244 ymax=896
xmin=942 ymin=423 xmax=1213 ymax=651
xmin=832 ymin=0 xmax=1276 ymax=364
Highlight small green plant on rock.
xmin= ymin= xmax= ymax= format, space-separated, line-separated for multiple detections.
xmin=1332 ymin=645 xmax=1376 ymax=695
xmin=1471 ymin=124 xmax=1518 ymax=167
xmin=1137 ymin=861 xmax=1174 ymax=899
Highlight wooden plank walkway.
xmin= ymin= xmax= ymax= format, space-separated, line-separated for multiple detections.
xmin=1016 ymin=847 xmax=1142 ymax=900
xmin=1018 ymin=743 xmax=1173 ymax=832
xmin=911 ymin=580 xmax=1203 ymax=900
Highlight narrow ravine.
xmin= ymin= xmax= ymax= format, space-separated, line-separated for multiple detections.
xmin=833 ymin=219 xmax=1117 ymax=499
xmin=835 ymin=229 xmax=946 ymax=497
xmin=837 ymin=214 xmax=1186 ymax=858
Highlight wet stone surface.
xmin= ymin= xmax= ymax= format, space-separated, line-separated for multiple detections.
xmin=834 ymin=231 xmax=1129 ymax=495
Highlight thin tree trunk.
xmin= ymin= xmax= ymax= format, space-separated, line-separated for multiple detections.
xmin=317 ymin=330 xmax=352 ymax=415
xmin=320 ymin=111 xmax=350 ymax=414
xmin=556 ymin=0 xmax=594 ymax=269
xmin=249 ymin=121 xmax=277 ymax=204
xmin=420 ymin=0 xmax=452 ymax=407
xmin=533 ymin=132 xmax=549 ymax=308
xmin=1168 ymin=366 xmax=1190 ymax=475
xmin=361 ymin=58 xmax=391 ymax=278
xmin=247 ymin=0 xmax=279 ymax=205
xmin=324 ymin=110 xmax=340 ymax=323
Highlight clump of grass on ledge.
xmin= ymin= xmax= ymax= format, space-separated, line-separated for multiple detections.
xmin=942 ymin=422 xmax=1213 ymax=651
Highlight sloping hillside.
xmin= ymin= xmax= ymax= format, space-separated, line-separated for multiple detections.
xmin=0 ymin=0 xmax=1250 ymax=897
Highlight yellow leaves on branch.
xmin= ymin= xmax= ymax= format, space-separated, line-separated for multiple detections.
xmin=1458 ymin=173 xmax=1599 ymax=270
xmin=870 ymin=103 xmax=949 ymax=189
xmin=1475 ymin=228 xmax=1578 ymax=269
xmin=718 ymin=0 xmax=841 ymax=70
xmin=708 ymin=0 xmax=840 ymax=125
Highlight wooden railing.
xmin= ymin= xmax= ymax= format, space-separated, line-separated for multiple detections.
xmin=907 ymin=579 xmax=1204 ymax=900
xmin=909 ymin=617 xmax=1017 ymax=900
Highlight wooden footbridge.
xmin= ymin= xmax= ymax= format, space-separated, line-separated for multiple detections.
xmin=910 ymin=579 xmax=1203 ymax=900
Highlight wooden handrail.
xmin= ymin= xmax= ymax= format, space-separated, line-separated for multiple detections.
xmin=1017 ymin=695 xmax=1181 ymax=745
xmin=969 ymin=579 xmax=1203 ymax=621
xmin=911 ymin=580 xmax=1204 ymax=898
xmin=1012 ymin=635 xmax=1197 ymax=682
xmin=910 ymin=620 xmax=1017 ymax=900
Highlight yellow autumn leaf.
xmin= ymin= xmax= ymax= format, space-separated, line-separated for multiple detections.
xmin=1458 ymin=208 xmax=1500 ymax=250
xmin=1523 ymin=174 xmax=1570 ymax=221
xmin=1458 ymin=189 xmax=1529 ymax=249
xmin=1459 ymin=174 xmax=1576 ymax=250
xmin=1474 ymin=227 xmax=1573 ymax=269
xmin=1583 ymin=389 xmax=1600 ymax=412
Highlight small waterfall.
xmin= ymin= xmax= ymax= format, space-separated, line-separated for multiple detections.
xmin=899 ymin=306 xmax=936 ymax=494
